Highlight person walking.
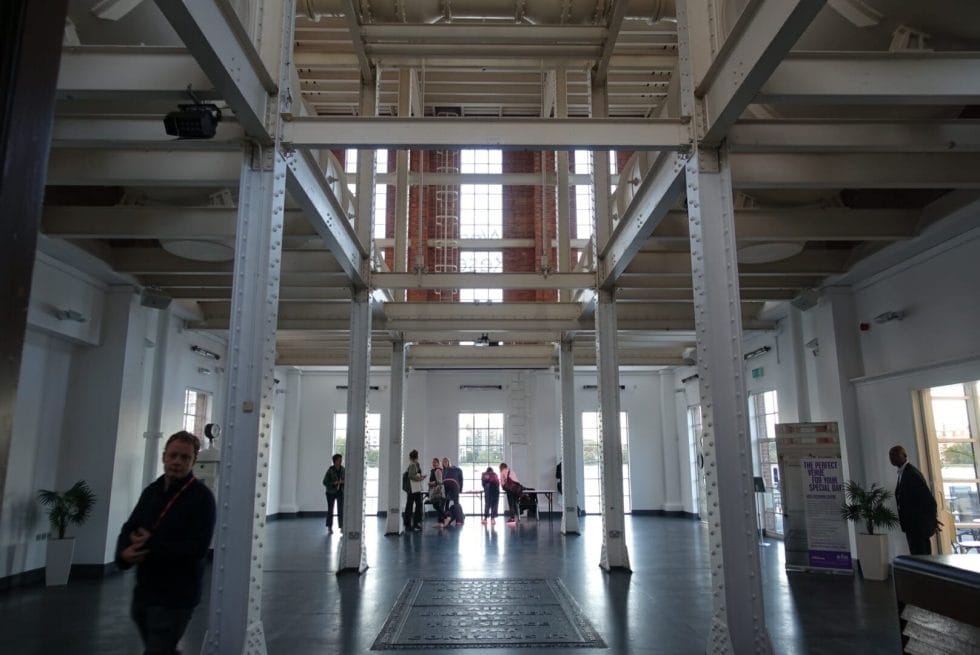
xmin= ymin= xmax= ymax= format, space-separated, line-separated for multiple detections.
xmin=481 ymin=466 xmax=500 ymax=524
xmin=404 ymin=449 xmax=425 ymax=532
xmin=323 ymin=453 xmax=345 ymax=534
xmin=889 ymin=445 xmax=941 ymax=554
xmin=115 ymin=431 xmax=216 ymax=655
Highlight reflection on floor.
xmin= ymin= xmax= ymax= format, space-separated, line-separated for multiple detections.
xmin=0 ymin=516 xmax=900 ymax=654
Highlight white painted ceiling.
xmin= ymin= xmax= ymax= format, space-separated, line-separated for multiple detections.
xmin=46 ymin=0 xmax=980 ymax=367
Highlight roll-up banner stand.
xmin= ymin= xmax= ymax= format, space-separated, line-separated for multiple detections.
xmin=775 ymin=422 xmax=853 ymax=574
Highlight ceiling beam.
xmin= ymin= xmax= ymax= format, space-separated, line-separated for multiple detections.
xmin=696 ymin=0 xmax=826 ymax=145
xmin=46 ymin=148 xmax=242 ymax=186
xmin=153 ymin=0 xmax=275 ymax=142
xmin=51 ymin=116 xmax=244 ymax=150
xmin=728 ymin=120 xmax=980 ymax=153
xmin=615 ymin=273 xmax=822 ymax=290
xmin=730 ymin=152 xmax=980 ymax=189
xmin=282 ymin=117 xmax=690 ymax=151
xmin=593 ymin=0 xmax=630 ymax=85
xmin=598 ymin=152 xmax=687 ymax=289
xmin=649 ymin=207 xmax=919 ymax=241
xmin=760 ymin=52 xmax=980 ymax=105
xmin=627 ymin=250 xmax=850 ymax=276
xmin=340 ymin=0 xmax=373 ymax=83
xmin=168 ymin=286 xmax=351 ymax=301
xmin=42 ymin=206 xmax=314 ymax=240
xmin=57 ymin=46 xmax=212 ymax=98
xmin=111 ymin=247 xmax=342 ymax=275
xmin=361 ymin=24 xmax=606 ymax=44
xmin=372 ymin=272 xmax=595 ymax=291
xmin=283 ymin=149 xmax=366 ymax=288
xmin=138 ymin=272 xmax=353 ymax=288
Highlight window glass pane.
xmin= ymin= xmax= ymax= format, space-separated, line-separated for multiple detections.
xmin=458 ymin=412 xmax=505 ymax=515
xmin=932 ymin=398 xmax=971 ymax=438
xmin=581 ymin=411 xmax=630 ymax=514
xmin=333 ymin=412 xmax=382 ymax=515
xmin=939 ymin=442 xmax=978 ymax=479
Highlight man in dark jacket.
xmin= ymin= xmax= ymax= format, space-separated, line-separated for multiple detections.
xmin=323 ymin=453 xmax=345 ymax=534
xmin=116 ymin=431 xmax=216 ymax=655
xmin=889 ymin=445 xmax=940 ymax=555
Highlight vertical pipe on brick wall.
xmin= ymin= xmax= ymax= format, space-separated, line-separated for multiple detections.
xmin=540 ymin=151 xmax=550 ymax=273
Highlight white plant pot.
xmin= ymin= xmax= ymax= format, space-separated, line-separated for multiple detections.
xmin=856 ymin=532 xmax=890 ymax=581
xmin=45 ymin=538 xmax=76 ymax=586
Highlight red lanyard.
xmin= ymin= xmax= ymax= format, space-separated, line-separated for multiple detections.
xmin=153 ymin=476 xmax=196 ymax=530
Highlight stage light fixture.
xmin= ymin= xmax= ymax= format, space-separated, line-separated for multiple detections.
xmin=164 ymin=103 xmax=222 ymax=139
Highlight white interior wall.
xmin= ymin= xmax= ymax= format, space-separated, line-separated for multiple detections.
xmin=0 ymin=330 xmax=74 ymax=578
xmin=0 ymin=254 xmax=230 ymax=576
xmin=272 ymin=368 xmax=697 ymax=516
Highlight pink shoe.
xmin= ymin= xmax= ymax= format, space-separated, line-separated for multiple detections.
xmin=491 ymin=518 xmax=496 ymax=525
xmin=481 ymin=519 xmax=488 ymax=524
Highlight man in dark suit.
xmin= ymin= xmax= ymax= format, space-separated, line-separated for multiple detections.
xmin=889 ymin=445 xmax=940 ymax=555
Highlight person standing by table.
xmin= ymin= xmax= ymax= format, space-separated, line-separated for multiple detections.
xmin=500 ymin=463 xmax=522 ymax=524
xmin=481 ymin=466 xmax=500 ymax=525
xmin=323 ymin=453 xmax=345 ymax=534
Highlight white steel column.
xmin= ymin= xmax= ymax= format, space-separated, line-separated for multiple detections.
xmin=555 ymin=70 xmax=572 ymax=302
xmin=559 ymin=337 xmax=580 ymax=534
xmin=394 ymin=68 xmax=414 ymax=300
xmin=355 ymin=79 xmax=378 ymax=247
xmin=678 ymin=1 xmax=774 ymax=650
xmin=591 ymin=77 xmax=613 ymax=251
xmin=205 ymin=145 xmax=287 ymax=655
xmin=338 ymin=289 xmax=372 ymax=572
xmin=384 ymin=339 xmax=406 ymax=535
xmin=686 ymin=144 xmax=772 ymax=655
xmin=594 ymin=289 xmax=630 ymax=570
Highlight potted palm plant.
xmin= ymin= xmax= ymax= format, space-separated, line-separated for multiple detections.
xmin=840 ymin=480 xmax=899 ymax=580
xmin=37 ymin=480 xmax=96 ymax=586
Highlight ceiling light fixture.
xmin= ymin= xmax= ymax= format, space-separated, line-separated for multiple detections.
xmin=53 ymin=308 xmax=87 ymax=322
xmin=191 ymin=345 xmax=220 ymax=360
xmin=874 ymin=310 xmax=906 ymax=324
xmin=744 ymin=346 xmax=771 ymax=360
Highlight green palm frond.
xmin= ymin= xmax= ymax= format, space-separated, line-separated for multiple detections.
xmin=37 ymin=480 xmax=97 ymax=540
xmin=840 ymin=480 xmax=898 ymax=535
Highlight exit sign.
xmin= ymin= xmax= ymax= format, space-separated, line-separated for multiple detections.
xmin=752 ymin=367 xmax=764 ymax=379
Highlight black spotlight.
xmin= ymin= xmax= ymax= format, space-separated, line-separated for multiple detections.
xmin=164 ymin=103 xmax=222 ymax=139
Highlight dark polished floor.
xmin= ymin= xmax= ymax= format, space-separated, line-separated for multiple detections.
xmin=0 ymin=516 xmax=900 ymax=654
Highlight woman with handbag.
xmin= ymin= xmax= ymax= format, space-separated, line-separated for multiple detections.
xmin=428 ymin=457 xmax=447 ymax=526
xmin=499 ymin=462 xmax=522 ymax=524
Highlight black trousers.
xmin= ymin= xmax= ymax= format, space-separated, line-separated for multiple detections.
xmin=131 ymin=594 xmax=194 ymax=655
xmin=484 ymin=488 xmax=499 ymax=518
xmin=505 ymin=490 xmax=519 ymax=518
xmin=905 ymin=530 xmax=932 ymax=555
xmin=326 ymin=491 xmax=343 ymax=529
xmin=404 ymin=491 xmax=423 ymax=528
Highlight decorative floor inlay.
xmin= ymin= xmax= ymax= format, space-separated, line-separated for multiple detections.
xmin=371 ymin=578 xmax=606 ymax=650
